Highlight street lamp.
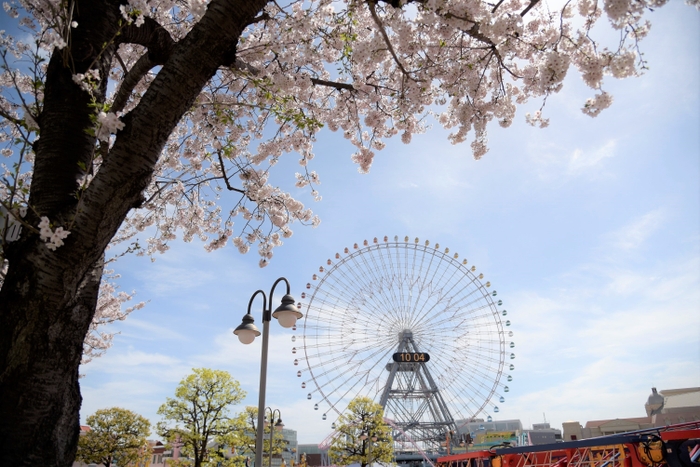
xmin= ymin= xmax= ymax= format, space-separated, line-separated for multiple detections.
xmin=358 ymin=430 xmax=380 ymax=467
xmin=266 ymin=408 xmax=284 ymax=467
xmin=234 ymin=277 xmax=302 ymax=467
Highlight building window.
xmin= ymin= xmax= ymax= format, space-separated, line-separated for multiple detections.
xmin=571 ymin=435 xmax=577 ymax=440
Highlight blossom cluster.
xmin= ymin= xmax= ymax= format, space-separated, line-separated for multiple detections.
xmin=119 ymin=0 xmax=149 ymax=27
xmin=72 ymin=69 xmax=101 ymax=94
xmin=38 ymin=216 xmax=70 ymax=251
xmin=0 ymin=0 xmax=679 ymax=360
xmin=82 ymin=270 xmax=145 ymax=364
xmin=0 ymin=0 xmax=676 ymax=265
xmin=95 ymin=111 xmax=125 ymax=141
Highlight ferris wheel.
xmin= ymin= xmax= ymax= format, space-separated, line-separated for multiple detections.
xmin=293 ymin=236 xmax=514 ymax=436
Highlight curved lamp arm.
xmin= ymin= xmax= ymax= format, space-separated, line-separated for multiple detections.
xmin=233 ymin=290 xmax=266 ymax=344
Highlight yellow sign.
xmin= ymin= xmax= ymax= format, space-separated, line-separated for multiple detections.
xmin=484 ymin=432 xmax=517 ymax=441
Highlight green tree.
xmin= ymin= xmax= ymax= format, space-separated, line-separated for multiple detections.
xmin=157 ymin=368 xmax=246 ymax=467
xmin=329 ymin=397 xmax=393 ymax=467
xmin=75 ymin=407 xmax=151 ymax=467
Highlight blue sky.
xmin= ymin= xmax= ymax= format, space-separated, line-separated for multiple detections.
xmin=4 ymin=2 xmax=697 ymax=444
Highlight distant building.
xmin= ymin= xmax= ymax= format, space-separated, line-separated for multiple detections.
xmin=278 ymin=427 xmax=299 ymax=467
xmin=517 ymin=423 xmax=562 ymax=446
xmin=562 ymin=387 xmax=700 ymax=441
xmin=298 ymin=443 xmax=323 ymax=467
xmin=145 ymin=440 xmax=166 ymax=467
xmin=455 ymin=418 xmax=523 ymax=435
xmin=454 ymin=419 xmax=522 ymax=450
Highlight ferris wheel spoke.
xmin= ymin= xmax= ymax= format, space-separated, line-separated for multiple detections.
xmin=409 ymin=268 xmax=485 ymax=331
xmin=322 ymin=260 xmax=400 ymax=327
xmin=318 ymin=366 xmax=383 ymax=415
xmin=304 ymin=283 xmax=363 ymax=316
xmin=418 ymin=258 xmax=468 ymax=321
xmin=427 ymin=307 xmax=496 ymax=331
xmin=348 ymin=248 xmax=406 ymax=326
xmin=304 ymin=340 xmax=396 ymax=386
xmin=445 ymin=360 xmax=503 ymax=394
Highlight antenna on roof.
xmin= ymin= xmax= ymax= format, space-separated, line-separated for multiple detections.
xmin=543 ymin=413 xmax=547 ymax=423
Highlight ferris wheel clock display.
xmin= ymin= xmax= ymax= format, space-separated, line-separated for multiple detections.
xmin=294 ymin=236 xmax=513 ymax=444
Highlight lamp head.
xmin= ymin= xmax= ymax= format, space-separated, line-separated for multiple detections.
xmin=272 ymin=294 xmax=302 ymax=328
xmin=359 ymin=431 xmax=368 ymax=441
xmin=275 ymin=418 xmax=285 ymax=430
xmin=234 ymin=313 xmax=261 ymax=344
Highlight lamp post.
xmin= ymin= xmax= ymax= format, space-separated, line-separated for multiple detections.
xmin=234 ymin=277 xmax=302 ymax=467
xmin=266 ymin=408 xmax=284 ymax=467
xmin=359 ymin=431 xmax=368 ymax=467
xmin=358 ymin=430 xmax=379 ymax=467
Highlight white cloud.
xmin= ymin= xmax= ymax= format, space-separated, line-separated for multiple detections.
xmin=505 ymin=239 xmax=700 ymax=430
xmin=526 ymin=138 xmax=618 ymax=182
xmin=119 ymin=317 xmax=191 ymax=341
xmin=80 ymin=379 xmax=168 ymax=423
xmin=83 ymin=349 xmax=186 ymax=376
xmin=567 ymin=140 xmax=616 ymax=174
xmin=604 ymin=209 xmax=666 ymax=251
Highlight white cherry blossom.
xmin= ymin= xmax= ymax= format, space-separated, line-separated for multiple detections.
xmin=0 ymin=0 xmax=689 ymax=365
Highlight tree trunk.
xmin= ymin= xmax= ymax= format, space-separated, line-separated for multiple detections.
xmin=0 ymin=0 xmax=267 ymax=465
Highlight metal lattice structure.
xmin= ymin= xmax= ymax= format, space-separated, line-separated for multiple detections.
xmin=294 ymin=236 xmax=514 ymax=451
xmin=380 ymin=330 xmax=457 ymax=449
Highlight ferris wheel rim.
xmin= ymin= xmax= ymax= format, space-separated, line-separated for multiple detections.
xmin=297 ymin=236 xmax=512 ymax=425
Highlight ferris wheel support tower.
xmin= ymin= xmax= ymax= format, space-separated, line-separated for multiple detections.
xmin=380 ymin=330 xmax=456 ymax=449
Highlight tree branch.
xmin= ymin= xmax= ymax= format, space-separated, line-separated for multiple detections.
xmin=231 ymin=57 xmax=356 ymax=91
xmin=367 ymin=1 xmax=413 ymax=80
xmin=111 ymin=17 xmax=175 ymax=114
xmin=310 ymin=78 xmax=356 ymax=91
xmin=520 ymin=0 xmax=541 ymax=17
xmin=491 ymin=0 xmax=506 ymax=14
xmin=217 ymin=152 xmax=246 ymax=195
xmin=112 ymin=54 xmax=155 ymax=114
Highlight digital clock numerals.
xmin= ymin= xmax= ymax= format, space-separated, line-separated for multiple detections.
xmin=392 ymin=352 xmax=430 ymax=363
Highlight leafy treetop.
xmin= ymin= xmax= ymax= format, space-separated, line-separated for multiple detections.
xmin=157 ymin=368 xmax=246 ymax=467
xmin=75 ymin=407 xmax=151 ymax=467
xmin=329 ymin=396 xmax=393 ymax=467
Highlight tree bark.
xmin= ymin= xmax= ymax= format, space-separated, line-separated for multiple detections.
xmin=0 ymin=0 xmax=268 ymax=465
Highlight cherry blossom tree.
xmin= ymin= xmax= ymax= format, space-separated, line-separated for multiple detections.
xmin=0 ymin=0 xmax=691 ymax=465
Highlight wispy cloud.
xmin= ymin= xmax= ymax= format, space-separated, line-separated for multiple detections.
xmin=507 ymin=234 xmax=700 ymax=429
xmin=527 ymin=138 xmax=618 ymax=182
xmin=567 ymin=140 xmax=616 ymax=174
xmin=604 ymin=209 xmax=666 ymax=251
xmin=84 ymin=349 xmax=184 ymax=375
xmin=119 ymin=318 xmax=191 ymax=342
